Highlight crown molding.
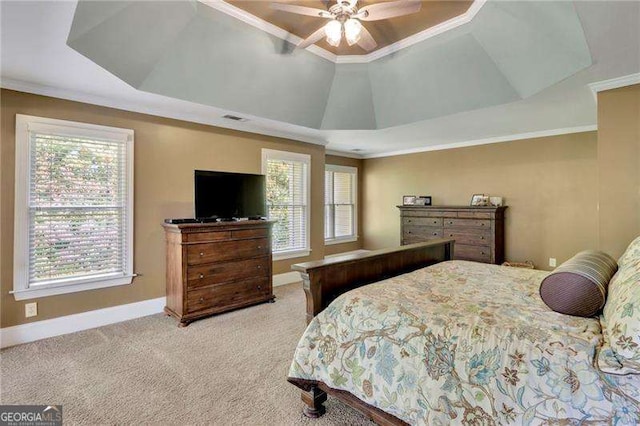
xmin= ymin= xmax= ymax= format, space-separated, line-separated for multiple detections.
xmin=359 ymin=125 xmax=598 ymax=159
xmin=588 ymin=73 xmax=640 ymax=101
xmin=325 ymin=149 xmax=364 ymax=159
xmin=336 ymin=0 xmax=486 ymax=64
xmin=199 ymin=0 xmax=486 ymax=64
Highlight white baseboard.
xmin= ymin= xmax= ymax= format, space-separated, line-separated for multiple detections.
xmin=0 ymin=297 xmax=166 ymax=349
xmin=273 ymin=271 xmax=302 ymax=287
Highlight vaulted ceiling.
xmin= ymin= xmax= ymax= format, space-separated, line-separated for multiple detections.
xmin=1 ymin=1 xmax=639 ymax=157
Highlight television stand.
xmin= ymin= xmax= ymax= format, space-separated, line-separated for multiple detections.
xmin=163 ymin=220 xmax=276 ymax=326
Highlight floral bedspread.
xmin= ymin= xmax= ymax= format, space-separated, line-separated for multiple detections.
xmin=288 ymin=261 xmax=640 ymax=425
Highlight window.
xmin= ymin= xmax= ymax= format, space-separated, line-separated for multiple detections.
xmin=13 ymin=115 xmax=134 ymax=300
xmin=262 ymin=149 xmax=310 ymax=260
xmin=325 ymin=165 xmax=357 ymax=244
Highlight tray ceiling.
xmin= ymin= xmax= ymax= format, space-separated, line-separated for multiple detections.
xmin=3 ymin=1 xmax=639 ymax=156
xmin=225 ymin=0 xmax=474 ymax=56
xmin=65 ymin=0 xmax=592 ymax=131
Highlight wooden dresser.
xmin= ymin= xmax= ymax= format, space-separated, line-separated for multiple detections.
xmin=163 ymin=220 xmax=275 ymax=327
xmin=398 ymin=206 xmax=507 ymax=264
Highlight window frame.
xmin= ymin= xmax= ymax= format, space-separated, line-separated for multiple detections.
xmin=261 ymin=149 xmax=311 ymax=261
xmin=324 ymin=164 xmax=358 ymax=245
xmin=12 ymin=114 xmax=135 ymax=301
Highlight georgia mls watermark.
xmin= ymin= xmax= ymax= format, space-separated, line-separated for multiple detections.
xmin=0 ymin=405 xmax=62 ymax=426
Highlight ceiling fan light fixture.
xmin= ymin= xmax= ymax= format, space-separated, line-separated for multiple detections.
xmin=344 ymin=18 xmax=362 ymax=46
xmin=324 ymin=20 xmax=342 ymax=47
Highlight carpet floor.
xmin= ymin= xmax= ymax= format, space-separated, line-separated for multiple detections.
xmin=0 ymin=283 xmax=372 ymax=425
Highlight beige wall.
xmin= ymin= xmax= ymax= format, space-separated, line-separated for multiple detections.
xmin=362 ymin=132 xmax=600 ymax=270
xmin=598 ymin=84 xmax=640 ymax=257
xmin=324 ymin=155 xmax=364 ymax=256
xmin=0 ymin=89 xmax=337 ymax=328
xmin=3 ymin=85 xmax=636 ymax=329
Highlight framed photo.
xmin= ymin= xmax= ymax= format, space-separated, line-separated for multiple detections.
xmin=415 ymin=196 xmax=432 ymax=206
xmin=403 ymin=195 xmax=416 ymax=205
xmin=470 ymin=194 xmax=489 ymax=206
xmin=490 ymin=196 xmax=504 ymax=207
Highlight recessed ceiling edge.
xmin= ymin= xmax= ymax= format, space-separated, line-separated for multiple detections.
xmin=198 ymin=0 xmax=487 ymax=64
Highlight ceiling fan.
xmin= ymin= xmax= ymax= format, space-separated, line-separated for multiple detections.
xmin=270 ymin=0 xmax=422 ymax=52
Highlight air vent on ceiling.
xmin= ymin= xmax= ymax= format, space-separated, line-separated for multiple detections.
xmin=222 ymin=114 xmax=248 ymax=122
xmin=351 ymin=148 xmax=364 ymax=152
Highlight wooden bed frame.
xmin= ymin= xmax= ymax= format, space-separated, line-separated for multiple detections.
xmin=288 ymin=239 xmax=455 ymax=425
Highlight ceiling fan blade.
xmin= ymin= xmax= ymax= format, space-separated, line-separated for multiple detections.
xmin=298 ymin=25 xmax=328 ymax=49
xmin=357 ymin=25 xmax=377 ymax=51
xmin=270 ymin=3 xmax=332 ymax=18
xmin=357 ymin=0 xmax=421 ymax=21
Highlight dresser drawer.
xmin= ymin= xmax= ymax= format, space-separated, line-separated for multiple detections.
xmin=404 ymin=226 xmax=443 ymax=239
xmin=186 ymin=231 xmax=231 ymax=243
xmin=187 ymin=238 xmax=269 ymax=265
xmin=454 ymin=244 xmax=492 ymax=262
xmin=187 ymin=256 xmax=270 ymax=289
xmin=443 ymin=218 xmax=491 ymax=229
xmin=403 ymin=217 xmax=442 ymax=227
xmin=186 ymin=277 xmax=271 ymax=314
xmin=444 ymin=230 xmax=491 ymax=246
xmin=231 ymin=228 xmax=269 ymax=240
xmin=458 ymin=211 xmax=492 ymax=219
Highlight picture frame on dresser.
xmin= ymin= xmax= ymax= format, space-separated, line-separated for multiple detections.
xmin=470 ymin=194 xmax=489 ymax=206
xmin=414 ymin=196 xmax=432 ymax=206
xmin=402 ymin=195 xmax=416 ymax=205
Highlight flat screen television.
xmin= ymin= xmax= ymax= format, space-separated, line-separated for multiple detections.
xmin=194 ymin=170 xmax=266 ymax=220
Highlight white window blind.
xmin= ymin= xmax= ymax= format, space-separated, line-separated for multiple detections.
xmin=13 ymin=115 xmax=134 ymax=300
xmin=262 ymin=149 xmax=310 ymax=259
xmin=325 ymin=165 xmax=357 ymax=243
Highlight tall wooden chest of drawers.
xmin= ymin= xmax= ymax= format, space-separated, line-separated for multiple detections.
xmin=163 ymin=220 xmax=275 ymax=327
xmin=398 ymin=206 xmax=507 ymax=264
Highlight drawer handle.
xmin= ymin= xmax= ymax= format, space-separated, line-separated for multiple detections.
xmin=257 ymin=265 xmax=262 ymax=269
xmin=480 ymin=223 xmax=485 ymax=226
xmin=257 ymin=285 xmax=262 ymax=290
xmin=480 ymin=236 xmax=485 ymax=240
xmin=199 ymin=297 xmax=204 ymax=302
xmin=258 ymin=245 xmax=262 ymax=249
xmin=449 ymin=234 xmax=453 ymax=237
xmin=408 ymin=231 xmax=412 ymax=234
xmin=199 ymin=252 xmax=204 ymax=257
xmin=432 ymin=233 xmax=438 ymax=236
xmin=199 ymin=273 xmax=204 ymax=279
xmin=407 ymin=219 xmax=412 ymax=223
xmin=432 ymin=221 xmax=437 ymax=224
xmin=481 ymin=251 xmax=485 ymax=255
xmin=448 ymin=221 xmax=453 ymax=225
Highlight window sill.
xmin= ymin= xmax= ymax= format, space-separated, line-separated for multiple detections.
xmin=12 ymin=275 xmax=135 ymax=301
xmin=325 ymin=236 xmax=359 ymax=246
xmin=273 ymin=249 xmax=311 ymax=261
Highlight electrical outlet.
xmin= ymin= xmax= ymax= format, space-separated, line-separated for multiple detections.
xmin=549 ymin=258 xmax=557 ymax=268
xmin=25 ymin=302 xmax=38 ymax=318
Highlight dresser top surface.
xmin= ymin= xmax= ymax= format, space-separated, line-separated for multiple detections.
xmin=163 ymin=219 xmax=275 ymax=231
xmin=397 ymin=205 xmax=507 ymax=211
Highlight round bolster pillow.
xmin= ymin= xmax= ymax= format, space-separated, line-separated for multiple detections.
xmin=539 ymin=250 xmax=618 ymax=317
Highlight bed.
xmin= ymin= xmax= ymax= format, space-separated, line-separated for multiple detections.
xmin=287 ymin=239 xmax=640 ymax=425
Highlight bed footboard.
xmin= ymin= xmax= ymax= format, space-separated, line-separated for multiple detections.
xmin=292 ymin=239 xmax=454 ymax=324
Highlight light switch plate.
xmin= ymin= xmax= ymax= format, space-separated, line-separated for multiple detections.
xmin=549 ymin=258 xmax=557 ymax=268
